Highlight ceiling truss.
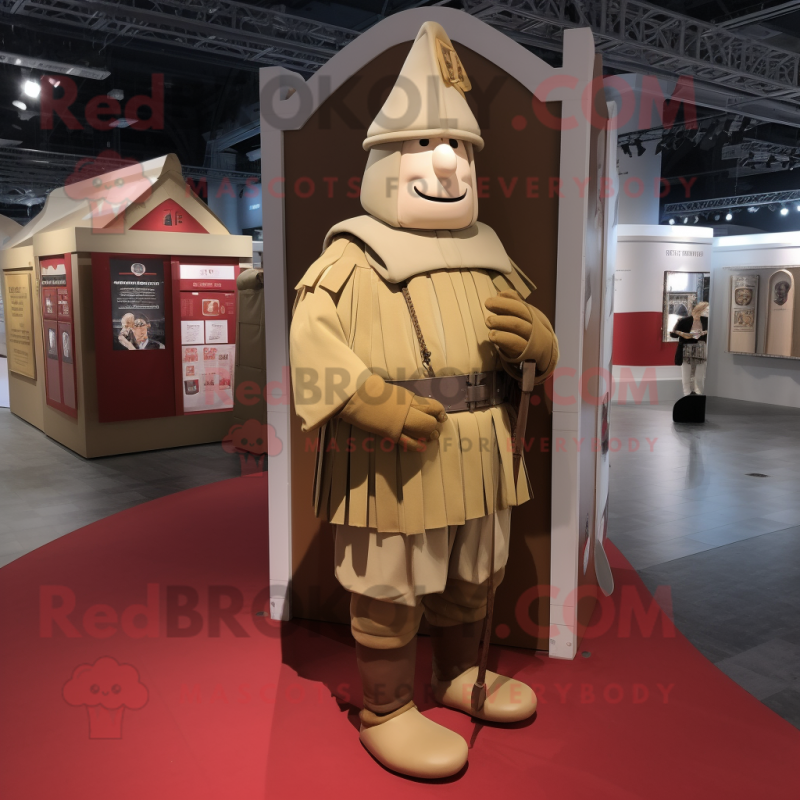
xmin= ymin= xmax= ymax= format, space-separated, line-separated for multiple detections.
xmin=664 ymin=189 xmax=800 ymax=216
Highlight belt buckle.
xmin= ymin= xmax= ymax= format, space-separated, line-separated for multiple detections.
xmin=466 ymin=372 xmax=488 ymax=411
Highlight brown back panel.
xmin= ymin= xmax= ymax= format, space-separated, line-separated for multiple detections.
xmin=283 ymin=42 xmax=561 ymax=649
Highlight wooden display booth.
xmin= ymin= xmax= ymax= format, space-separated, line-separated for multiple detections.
xmin=261 ymin=8 xmax=615 ymax=659
xmin=0 ymin=155 xmax=252 ymax=458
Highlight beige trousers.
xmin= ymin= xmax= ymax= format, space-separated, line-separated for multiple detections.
xmin=335 ymin=508 xmax=511 ymax=649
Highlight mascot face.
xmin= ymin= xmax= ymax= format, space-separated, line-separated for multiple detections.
xmin=396 ymin=137 xmax=476 ymax=230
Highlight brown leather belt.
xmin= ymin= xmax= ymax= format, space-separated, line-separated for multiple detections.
xmin=385 ymin=371 xmax=511 ymax=413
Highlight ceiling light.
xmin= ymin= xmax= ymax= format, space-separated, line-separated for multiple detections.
xmin=726 ymin=212 xmax=733 ymax=221
xmin=0 ymin=50 xmax=109 ymax=80
xmin=12 ymin=100 xmax=26 ymax=110
xmin=23 ymin=80 xmax=40 ymax=98
xmin=107 ymin=118 xmax=139 ymax=128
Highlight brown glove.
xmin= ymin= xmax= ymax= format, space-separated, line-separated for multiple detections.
xmin=484 ymin=291 xmax=557 ymax=375
xmin=339 ymin=374 xmax=446 ymax=452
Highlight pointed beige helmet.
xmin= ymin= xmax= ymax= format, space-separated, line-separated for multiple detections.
xmin=363 ymin=21 xmax=483 ymax=151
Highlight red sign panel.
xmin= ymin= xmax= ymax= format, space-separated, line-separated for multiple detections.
xmin=130 ymin=200 xmax=208 ymax=233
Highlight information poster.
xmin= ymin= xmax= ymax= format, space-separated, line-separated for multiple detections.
xmin=765 ymin=270 xmax=794 ymax=357
xmin=110 ymin=258 xmax=167 ymax=351
xmin=728 ymin=274 xmax=758 ymax=354
xmin=182 ymin=344 xmax=234 ymax=412
xmin=3 ymin=271 xmax=36 ymax=378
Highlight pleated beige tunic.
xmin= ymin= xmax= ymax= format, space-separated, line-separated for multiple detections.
xmin=290 ymin=217 xmax=546 ymax=536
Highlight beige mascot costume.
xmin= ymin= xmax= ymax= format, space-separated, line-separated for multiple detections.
xmin=290 ymin=22 xmax=558 ymax=779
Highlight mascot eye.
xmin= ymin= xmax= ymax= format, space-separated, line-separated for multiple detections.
xmin=419 ymin=139 xmax=429 ymax=146
xmin=115 ymin=178 xmax=124 ymax=186
xmin=449 ymin=139 xmax=458 ymax=148
xmin=111 ymin=684 xmax=122 ymax=694
xmin=90 ymin=684 xmax=100 ymax=694
xmin=93 ymin=178 xmax=102 ymax=187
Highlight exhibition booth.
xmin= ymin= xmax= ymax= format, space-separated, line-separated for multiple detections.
xmin=0 ymin=155 xmax=253 ymax=457
xmin=709 ymin=231 xmax=800 ymax=409
xmin=613 ymin=225 xmax=800 ymax=409
xmin=613 ymin=225 xmax=712 ymax=404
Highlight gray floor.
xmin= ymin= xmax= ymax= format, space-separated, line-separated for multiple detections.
xmin=0 ymin=407 xmax=241 ymax=568
xmin=609 ymin=397 xmax=800 ymax=730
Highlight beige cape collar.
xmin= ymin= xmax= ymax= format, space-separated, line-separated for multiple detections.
xmin=322 ymin=215 xmax=512 ymax=284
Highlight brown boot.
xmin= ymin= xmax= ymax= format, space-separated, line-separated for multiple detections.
xmin=430 ymin=622 xmax=537 ymax=723
xmin=429 ymin=621 xmax=482 ymax=682
xmin=356 ymin=638 xmax=416 ymax=714
xmin=357 ymin=638 xmax=468 ymax=779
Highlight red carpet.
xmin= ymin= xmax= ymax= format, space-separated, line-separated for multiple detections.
xmin=0 ymin=475 xmax=797 ymax=800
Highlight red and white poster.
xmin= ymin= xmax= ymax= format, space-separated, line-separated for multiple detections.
xmin=182 ymin=344 xmax=235 ymax=412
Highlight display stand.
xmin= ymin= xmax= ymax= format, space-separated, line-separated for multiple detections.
xmin=673 ymin=393 xmax=706 ymax=423
xmin=0 ymin=155 xmax=252 ymax=457
xmin=260 ymin=7 xmax=613 ymax=659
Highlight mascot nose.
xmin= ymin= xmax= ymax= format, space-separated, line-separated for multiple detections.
xmin=432 ymin=143 xmax=457 ymax=178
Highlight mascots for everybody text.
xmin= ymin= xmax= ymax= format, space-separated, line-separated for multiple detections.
xmin=290 ymin=21 xmax=558 ymax=779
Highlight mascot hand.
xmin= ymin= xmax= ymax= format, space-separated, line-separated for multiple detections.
xmin=484 ymin=290 xmax=557 ymax=371
xmin=339 ymin=374 xmax=446 ymax=451
xmin=400 ymin=395 xmax=447 ymax=452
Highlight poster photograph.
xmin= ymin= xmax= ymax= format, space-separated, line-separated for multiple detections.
xmin=110 ymin=258 xmax=167 ymax=351
xmin=61 ymin=330 xmax=72 ymax=363
xmin=3 ymin=271 xmax=36 ymax=378
xmin=47 ymin=327 xmax=58 ymax=359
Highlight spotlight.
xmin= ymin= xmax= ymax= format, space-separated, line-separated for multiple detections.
xmin=668 ymin=218 xmax=675 ymax=225
xmin=780 ymin=206 xmax=789 ymax=216
xmin=796 ymin=205 xmax=800 ymax=212
xmin=621 ymin=143 xmax=632 ymax=157
xmin=747 ymin=206 xmax=758 ymax=213
xmin=714 ymin=214 xmax=721 ymax=221
xmin=766 ymin=154 xmax=776 ymax=167
xmin=655 ymin=138 xmax=666 ymax=155
xmin=768 ymin=204 xmax=776 ymax=212
xmin=23 ymin=79 xmax=40 ymax=98
xmin=634 ymin=138 xmax=646 ymax=157
xmin=725 ymin=212 xmax=733 ymax=221
xmin=683 ymin=216 xmax=689 ymax=224
xmin=12 ymin=100 xmax=26 ymax=110
xmin=693 ymin=215 xmax=699 ymax=223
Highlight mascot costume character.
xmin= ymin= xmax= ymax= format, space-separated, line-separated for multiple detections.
xmin=290 ymin=21 xmax=559 ymax=779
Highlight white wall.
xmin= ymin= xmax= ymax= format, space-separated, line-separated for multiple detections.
xmin=707 ymin=233 xmax=800 ymax=408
